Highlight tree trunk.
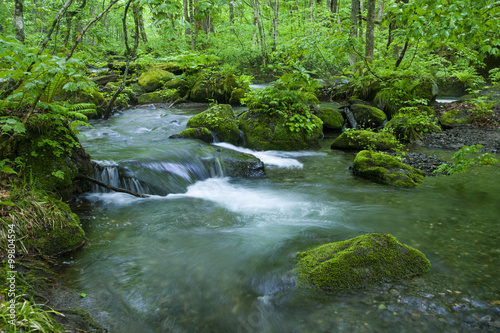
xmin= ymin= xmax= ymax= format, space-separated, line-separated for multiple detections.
xmin=349 ymin=0 xmax=360 ymax=67
xmin=271 ymin=0 xmax=279 ymax=52
xmin=229 ymin=1 xmax=234 ymax=25
xmin=252 ymin=0 xmax=267 ymax=66
xmin=365 ymin=0 xmax=376 ymax=62
xmin=183 ymin=0 xmax=191 ymax=41
xmin=377 ymin=0 xmax=384 ymax=21
xmin=14 ymin=0 xmax=25 ymax=43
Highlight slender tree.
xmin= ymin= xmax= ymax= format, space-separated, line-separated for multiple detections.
xmin=14 ymin=0 xmax=25 ymax=43
xmin=365 ymin=0 xmax=376 ymax=62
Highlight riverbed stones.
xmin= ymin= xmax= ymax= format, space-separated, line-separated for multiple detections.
xmin=330 ymin=130 xmax=399 ymax=151
xmin=187 ymin=104 xmax=240 ymax=144
xmin=352 ymin=150 xmax=425 ymax=188
xmin=296 ymin=233 xmax=431 ymax=290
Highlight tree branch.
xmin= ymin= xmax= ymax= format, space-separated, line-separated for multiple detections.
xmin=76 ymin=174 xmax=150 ymax=198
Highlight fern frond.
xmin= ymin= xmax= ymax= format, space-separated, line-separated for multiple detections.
xmin=42 ymin=72 xmax=67 ymax=103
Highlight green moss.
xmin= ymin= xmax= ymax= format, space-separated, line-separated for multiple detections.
xmin=315 ymin=106 xmax=344 ymax=130
xmin=1 ymin=188 xmax=86 ymax=255
xmin=187 ymin=104 xmax=240 ymax=144
xmin=384 ymin=115 xmax=441 ymax=141
xmin=229 ymin=88 xmax=246 ymax=105
xmin=169 ymin=127 xmax=213 ymax=143
xmin=296 ymin=233 xmax=431 ymax=290
xmin=330 ymin=130 xmax=399 ymax=151
xmin=440 ymin=109 xmax=472 ymax=128
xmin=350 ymin=104 xmax=387 ymax=128
xmin=189 ymin=70 xmax=239 ymax=103
xmin=239 ymin=110 xmax=323 ymax=151
xmin=352 ymin=150 xmax=425 ymax=187
xmin=138 ymin=68 xmax=175 ymax=93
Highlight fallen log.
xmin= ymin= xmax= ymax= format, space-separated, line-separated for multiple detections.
xmin=77 ymin=174 xmax=150 ymax=198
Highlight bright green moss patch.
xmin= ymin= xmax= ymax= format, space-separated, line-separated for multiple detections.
xmin=239 ymin=110 xmax=323 ymax=151
xmin=350 ymin=104 xmax=387 ymax=128
xmin=315 ymin=106 xmax=344 ymax=130
xmin=187 ymin=104 xmax=240 ymax=144
xmin=440 ymin=109 xmax=472 ymax=128
xmin=331 ymin=130 xmax=399 ymax=151
xmin=170 ymin=127 xmax=214 ymax=143
xmin=352 ymin=150 xmax=425 ymax=188
xmin=296 ymin=233 xmax=431 ymax=290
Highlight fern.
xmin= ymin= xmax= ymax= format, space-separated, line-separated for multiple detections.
xmin=41 ymin=72 xmax=67 ymax=103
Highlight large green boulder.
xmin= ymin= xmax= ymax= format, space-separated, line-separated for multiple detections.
xmin=187 ymin=104 xmax=240 ymax=144
xmin=138 ymin=68 xmax=175 ymax=93
xmin=352 ymin=150 xmax=425 ymax=188
xmin=189 ymin=70 xmax=239 ymax=103
xmin=330 ymin=130 xmax=398 ymax=151
xmin=315 ymin=105 xmax=344 ymax=130
xmin=169 ymin=127 xmax=213 ymax=143
xmin=350 ymin=104 xmax=387 ymax=128
xmin=239 ymin=110 xmax=323 ymax=151
xmin=296 ymin=233 xmax=431 ymax=290
xmin=440 ymin=109 xmax=472 ymax=128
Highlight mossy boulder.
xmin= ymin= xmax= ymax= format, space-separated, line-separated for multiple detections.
xmin=169 ymin=127 xmax=213 ymax=143
xmin=153 ymin=62 xmax=186 ymax=75
xmin=352 ymin=150 xmax=425 ymax=187
xmin=187 ymin=104 xmax=240 ymax=144
xmin=385 ymin=116 xmax=441 ymax=141
xmin=315 ymin=105 xmax=344 ymax=130
xmin=440 ymin=109 xmax=472 ymax=128
xmin=13 ymin=117 xmax=92 ymax=199
xmin=189 ymin=70 xmax=239 ymax=103
xmin=330 ymin=130 xmax=398 ymax=151
xmin=163 ymin=77 xmax=189 ymax=96
xmin=215 ymin=144 xmax=265 ymax=178
xmin=350 ymin=104 xmax=387 ymax=128
xmin=138 ymin=68 xmax=175 ymax=93
xmin=296 ymin=233 xmax=431 ymax=290
xmin=239 ymin=110 xmax=323 ymax=151
xmin=138 ymin=89 xmax=179 ymax=104
xmin=229 ymin=88 xmax=246 ymax=105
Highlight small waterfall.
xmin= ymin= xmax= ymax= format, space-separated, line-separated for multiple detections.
xmin=343 ymin=106 xmax=358 ymax=130
xmin=91 ymin=155 xmax=226 ymax=196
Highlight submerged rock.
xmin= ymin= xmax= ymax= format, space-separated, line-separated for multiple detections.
xmin=170 ymin=127 xmax=214 ymax=143
xmin=352 ymin=150 xmax=425 ymax=188
xmin=330 ymin=130 xmax=399 ymax=151
xmin=296 ymin=233 xmax=431 ymax=290
xmin=187 ymin=104 xmax=240 ymax=144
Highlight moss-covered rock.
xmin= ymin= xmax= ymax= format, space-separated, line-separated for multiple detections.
xmin=138 ymin=68 xmax=175 ymax=93
xmin=0 ymin=189 xmax=86 ymax=255
xmin=330 ymin=130 xmax=399 ymax=151
xmin=440 ymin=109 xmax=472 ymax=128
xmin=187 ymin=104 xmax=240 ymax=144
xmin=296 ymin=233 xmax=431 ymax=290
xmin=163 ymin=77 xmax=189 ymax=96
xmin=215 ymin=144 xmax=265 ymax=177
xmin=137 ymin=89 xmax=179 ymax=104
xmin=189 ymin=70 xmax=239 ymax=103
xmin=229 ymin=88 xmax=246 ymax=105
xmin=350 ymin=104 xmax=387 ymax=128
xmin=315 ymin=105 xmax=344 ymax=130
xmin=352 ymin=150 xmax=425 ymax=187
xmin=384 ymin=114 xmax=441 ymax=142
xmin=13 ymin=116 xmax=92 ymax=199
xmin=153 ymin=62 xmax=186 ymax=75
xmin=169 ymin=127 xmax=214 ymax=143
xmin=239 ymin=110 xmax=323 ymax=151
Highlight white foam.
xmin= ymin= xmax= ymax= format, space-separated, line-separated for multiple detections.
xmin=214 ymin=143 xmax=306 ymax=169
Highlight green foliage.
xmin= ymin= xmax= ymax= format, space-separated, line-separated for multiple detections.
xmin=243 ymin=86 xmax=320 ymax=133
xmin=434 ymin=145 xmax=499 ymax=175
xmin=383 ymin=107 xmax=441 ymax=141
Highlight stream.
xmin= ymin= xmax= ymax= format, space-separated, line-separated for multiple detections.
xmin=61 ymin=104 xmax=500 ymax=332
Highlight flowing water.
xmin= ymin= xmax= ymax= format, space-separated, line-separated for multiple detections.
xmin=62 ymin=104 xmax=500 ymax=332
